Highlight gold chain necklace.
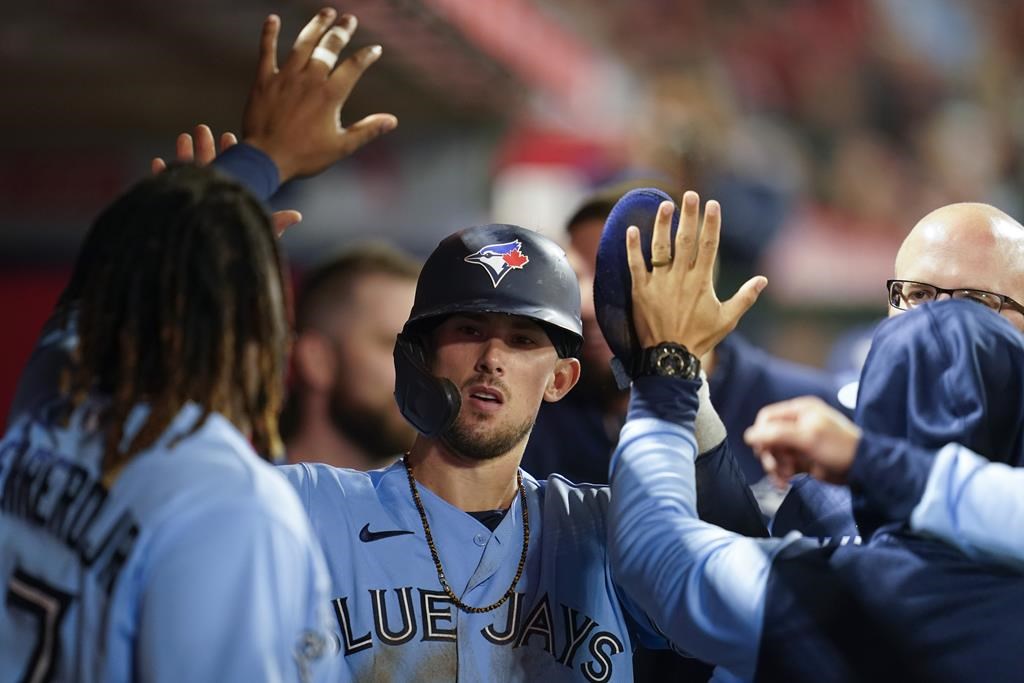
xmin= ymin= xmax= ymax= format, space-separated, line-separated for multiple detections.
xmin=403 ymin=457 xmax=530 ymax=613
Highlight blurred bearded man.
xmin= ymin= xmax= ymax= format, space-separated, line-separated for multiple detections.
xmin=281 ymin=244 xmax=420 ymax=469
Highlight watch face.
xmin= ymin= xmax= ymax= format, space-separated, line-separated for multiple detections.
xmin=647 ymin=344 xmax=704 ymax=382
xmin=655 ymin=347 xmax=686 ymax=376
xmin=638 ymin=342 xmax=699 ymax=380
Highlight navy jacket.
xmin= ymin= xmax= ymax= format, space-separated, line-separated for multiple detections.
xmin=763 ymin=302 xmax=1024 ymax=680
xmin=849 ymin=301 xmax=1024 ymax=535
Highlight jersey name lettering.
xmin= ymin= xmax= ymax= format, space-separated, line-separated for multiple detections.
xmin=0 ymin=438 xmax=139 ymax=595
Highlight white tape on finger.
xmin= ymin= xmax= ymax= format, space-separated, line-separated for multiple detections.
xmin=310 ymin=46 xmax=339 ymax=70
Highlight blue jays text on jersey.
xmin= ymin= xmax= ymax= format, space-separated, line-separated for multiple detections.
xmin=282 ymin=461 xmax=667 ymax=682
xmin=331 ymin=585 xmax=624 ymax=678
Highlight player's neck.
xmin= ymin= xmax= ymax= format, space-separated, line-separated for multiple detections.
xmin=406 ymin=437 xmax=522 ymax=512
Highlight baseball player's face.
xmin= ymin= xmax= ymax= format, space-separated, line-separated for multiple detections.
xmin=327 ymin=273 xmax=418 ymax=458
xmin=893 ymin=207 xmax=1024 ymax=332
xmin=430 ymin=312 xmax=579 ymax=460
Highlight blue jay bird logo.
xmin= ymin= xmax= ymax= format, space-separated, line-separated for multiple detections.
xmin=464 ymin=240 xmax=530 ymax=287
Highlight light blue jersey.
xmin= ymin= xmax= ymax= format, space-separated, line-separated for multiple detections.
xmin=911 ymin=443 xmax=1024 ymax=571
xmin=281 ymin=461 xmax=666 ymax=682
xmin=0 ymin=401 xmax=335 ymax=682
xmin=609 ymin=411 xmax=793 ymax=681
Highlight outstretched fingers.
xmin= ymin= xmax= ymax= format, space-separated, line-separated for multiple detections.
xmin=625 ymin=226 xmax=648 ymax=287
xmin=175 ymin=133 xmax=194 ymax=163
xmin=328 ymin=43 xmax=383 ymax=104
xmin=306 ymin=15 xmax=356 ymax=76
xmin=675 ymin=190 xmax=700 ymax=268
xmin=256 ymin=14 xmax=281 ymax=83
xmin=242 ymin=10 xmax=396 ymax=182
xmin=219 ymin=132 xmax=238 ymax=152
xmin=720 ymin=275 xmax=767 ymax=335
xmin=649 ymin=201 xmax=675 ymax=269
xmin=272 ymin=210 xmax=303 ymax=237
xmin=338 ymin=113 xmax=399 ymax=156
xmin=193 ymin=125 xmax=217 ymax=165
xmin=694 ymin=199 xmax=721 ymax=280
xmin=282 ymin=8 xmax=337 ymax=74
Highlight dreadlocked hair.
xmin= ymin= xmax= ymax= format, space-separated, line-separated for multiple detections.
xmin=67 ymin=163 xmax=289 ymax=472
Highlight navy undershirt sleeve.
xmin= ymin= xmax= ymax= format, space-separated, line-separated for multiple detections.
xmin=626 ymin=375 xmax=699 ymax=424
xmin=210 ymin=143 xmax=281 ymax=201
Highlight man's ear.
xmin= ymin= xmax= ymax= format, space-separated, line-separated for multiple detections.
xmin=543 ymin=357 xmax=581 ymax=403
xmin=293 ymin=331 xmax=337 ymax=393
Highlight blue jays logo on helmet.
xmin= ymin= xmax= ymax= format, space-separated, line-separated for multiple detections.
xmin=464 ymin=240 xmax=530 ymax=287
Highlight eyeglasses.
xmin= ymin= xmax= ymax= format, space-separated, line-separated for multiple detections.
xmin=887 ymin=279 xmax=1024 ymax=316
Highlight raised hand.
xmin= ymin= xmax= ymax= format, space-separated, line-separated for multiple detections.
xmin=151 ymin=123 xmax=303 ymax=236
xmin=743 ymin=396 xmax=861 ymax=487
xmin=150 ymin=125 xmax=230 ymax=174
xmin=243 ymin=9 xmax=398 ymax=182
xmin=625 ymin=190 xmax=767 ymax=357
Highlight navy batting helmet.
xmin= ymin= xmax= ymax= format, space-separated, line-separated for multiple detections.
xmin=394 ymin=224 xmax=583 ymax=436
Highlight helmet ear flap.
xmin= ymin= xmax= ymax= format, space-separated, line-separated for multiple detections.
xmin=393 ymin=331 xmax=461 ymax=437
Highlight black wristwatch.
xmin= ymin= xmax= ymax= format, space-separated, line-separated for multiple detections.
xmin=635 ymin=342 xmax=701 ymax=380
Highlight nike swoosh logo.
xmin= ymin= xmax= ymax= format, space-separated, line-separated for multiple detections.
xmin=359 ymin=523 xmax=415 ymax=543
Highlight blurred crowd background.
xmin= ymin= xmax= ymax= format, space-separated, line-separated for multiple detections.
xmin=2 ymin=0 xmax=1023 ymax=418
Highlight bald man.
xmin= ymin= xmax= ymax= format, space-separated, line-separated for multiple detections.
xmin=744 ymin=203 xmax=1024 ymax=563
xmin=889 ymin=202 xmax=1024 ymax=331
xmin=770 ymin=201 xmax=1024 ymax=541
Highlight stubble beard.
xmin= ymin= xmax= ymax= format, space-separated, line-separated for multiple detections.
xmin=441 ymin=407 xmax=535 ymax=461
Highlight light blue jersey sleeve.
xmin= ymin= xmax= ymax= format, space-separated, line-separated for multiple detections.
xmin=134 ymin=496 xmax=336 ymax=682
xmin=911 ymin=443 xmax=1024 ymax=571
xmin=608 ymin=379 xmax=798 ymax=681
